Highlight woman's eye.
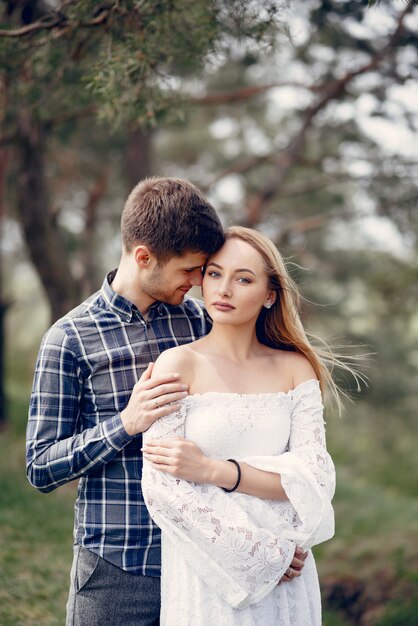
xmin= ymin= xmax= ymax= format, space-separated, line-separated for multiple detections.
xmin=237 ymin=277 xmax=251 ymax=284
xmin=208 ymin=271 xmax=220 ymax=278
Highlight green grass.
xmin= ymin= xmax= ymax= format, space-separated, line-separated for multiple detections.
xmin=316 ymin=473 xmax=418 ymax=625
xmin=0 ymin=394 xmax=75 ymax=626
xmin=375 ymin=597 xmax=418 ymax=626
xmin=323 ymin=611 xmax=352 ymax=626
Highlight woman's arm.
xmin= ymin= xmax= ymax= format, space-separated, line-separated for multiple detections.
xmin=143 ymin=438 xmax=288 ymax=499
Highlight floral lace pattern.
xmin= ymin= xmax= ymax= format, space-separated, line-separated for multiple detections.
xmin=142 ymin=379 xmax=335 ymax=625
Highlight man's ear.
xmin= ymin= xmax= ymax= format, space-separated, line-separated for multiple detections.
xmin=134 ymin=245 xmax=153 ymax=268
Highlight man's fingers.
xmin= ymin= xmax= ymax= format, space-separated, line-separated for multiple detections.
xmin=295 ymin=547 xmax=308 ymax=561
xmin=123 ymin=369 xmax=188 ymax=435
xmin=290 ymin=556 xmax=305 ymax=570
xmin=134 ymin=376 xmax=188 ymax=399
xmin=150 ymin=390 xmax=188 ymax=409
xmin=139 ymin=362 xmax=154 ymax=382
xmin=279 ymin=567 xmax=302 ymax=584
xmin=143 ymin=372 xmax=182 ymax=390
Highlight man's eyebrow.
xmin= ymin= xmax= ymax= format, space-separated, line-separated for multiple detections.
xmin=206 ymin=262 xmax=257 ymax=276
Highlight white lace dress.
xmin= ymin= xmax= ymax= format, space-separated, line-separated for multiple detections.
xmin=142 ymin=379 xmax=335 ymax=626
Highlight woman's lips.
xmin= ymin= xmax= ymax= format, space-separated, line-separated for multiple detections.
xmin=212 ymin=301 xmax=235 ymax=311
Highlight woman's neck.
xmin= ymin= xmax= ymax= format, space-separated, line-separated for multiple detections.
xmin=202 ymin=323 xmax=264 ymax=362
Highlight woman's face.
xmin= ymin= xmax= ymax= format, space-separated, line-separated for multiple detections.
xmin=203 ymin=237 xmax=275 ymax=326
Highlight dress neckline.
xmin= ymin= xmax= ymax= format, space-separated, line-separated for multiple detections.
xmin=186 ymin=378 xmax=319 ymax=400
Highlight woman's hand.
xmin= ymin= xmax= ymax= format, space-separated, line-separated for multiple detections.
xmin=279 ymin=547 xmax=308 ymax=584
xmin=142 ymin=438 xmax=212 ymax=483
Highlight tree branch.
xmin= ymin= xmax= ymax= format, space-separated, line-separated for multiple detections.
xmin=278 ymin=177 xmax=343 ymax=200
xmin=0 ymin=13 xmax=65 ymax=37
xmin=243 ymin=3 xmax=414 ymax=227
xmin=276 ymin=208 xmax=357 ymax=245
xmin=207 ymin=154 xmax=275 ymax=187
xmin=0 ymin=7 xmax=112 ymax=38
xmin=192 ymin=81 xmax=316 ymax=105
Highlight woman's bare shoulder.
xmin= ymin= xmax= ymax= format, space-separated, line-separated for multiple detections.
xmin=152 ymin=344 xmax=197 ymax=378
xmin=273 ymin=349 xmax=318 ymax=386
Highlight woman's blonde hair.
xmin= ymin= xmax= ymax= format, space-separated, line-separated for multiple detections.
xmin=226 ymin=226 xmax=362 ymax=410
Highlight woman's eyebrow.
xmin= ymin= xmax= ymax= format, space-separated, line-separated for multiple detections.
xmin=207 ymin=262 xmax=257 ymax=276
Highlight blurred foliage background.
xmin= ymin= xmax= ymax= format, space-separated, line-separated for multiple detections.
xmin=0 ymin=1 xmax=417 ymax=624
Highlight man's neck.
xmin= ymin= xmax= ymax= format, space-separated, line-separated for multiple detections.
xmin=111 ymin=262 xmax=155 ymax=317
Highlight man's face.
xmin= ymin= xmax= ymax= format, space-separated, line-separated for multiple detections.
xmin=142 ymin=251 xmax=207 ymax=306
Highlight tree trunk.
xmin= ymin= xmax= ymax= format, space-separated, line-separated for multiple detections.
xmin=124 ymin=127 xmax=153 ymax=189
xmin=80 ymin=170 xmax=108 ymax=297
xmin=0 ymin=147 xmax=9 ymax=426
xmin=15 ymin=112 xmax=81 ymax=322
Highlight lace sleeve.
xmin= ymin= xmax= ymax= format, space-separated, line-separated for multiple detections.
xmin=241 ymin=379 xmax=335 ymax=550
xmin=287 ymin=380 xmax=335 ymax=499
xmin=142 ymin=401 xmax=294 ymax=609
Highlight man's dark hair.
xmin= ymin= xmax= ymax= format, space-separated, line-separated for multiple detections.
xmin=121 ymin=177 xmax=224 ymax=262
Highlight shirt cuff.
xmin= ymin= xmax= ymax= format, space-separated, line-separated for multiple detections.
xmin=102 ymin=413 xmax=134 ymax=450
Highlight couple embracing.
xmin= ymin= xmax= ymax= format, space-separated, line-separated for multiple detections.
xmin=27 ymin=177 xmax=336 ymax=625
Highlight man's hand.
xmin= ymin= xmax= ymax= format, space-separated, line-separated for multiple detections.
xmin=120 ymin=363 xmax=188 ymax=436
xmin=279 ymin=547 xmax=308 ymax=584
xmin=142 ymin=437 xmax=211 ymax=483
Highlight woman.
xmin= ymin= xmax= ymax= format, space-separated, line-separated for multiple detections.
xmin=142 ymin=227 xmax=339 ymax=625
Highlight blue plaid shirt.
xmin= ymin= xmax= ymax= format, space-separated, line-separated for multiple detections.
xmin=26 ymin=272 xmax=211 ymax=576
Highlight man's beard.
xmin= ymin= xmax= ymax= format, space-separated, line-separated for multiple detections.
xmin=142 ymin=267 xmax=187 ymax=306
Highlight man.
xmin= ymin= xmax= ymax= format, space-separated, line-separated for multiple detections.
xmin=26 ymin=177 xmax=225 ymax=626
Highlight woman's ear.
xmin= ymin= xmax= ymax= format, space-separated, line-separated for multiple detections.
xmin=264 ymin=290 xmax=277 ymax=309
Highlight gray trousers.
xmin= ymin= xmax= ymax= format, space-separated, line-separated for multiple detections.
xmin=66 ymin=544 xmax=160 ymax=626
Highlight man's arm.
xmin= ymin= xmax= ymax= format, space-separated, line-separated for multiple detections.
xmin=26 ymin=326 xmax=188 ymax=493
xmin=26 ymin=326 xmax=134 ymax=492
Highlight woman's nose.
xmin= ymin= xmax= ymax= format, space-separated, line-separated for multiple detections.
xmin=217 ymin=282 xmax=232 ymax=297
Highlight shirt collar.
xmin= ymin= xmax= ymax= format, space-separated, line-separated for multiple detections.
xmin=101 ymin=270 xmax=138 ymax=322
xmin=147 ymin=300 xmax=165 ymax=322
